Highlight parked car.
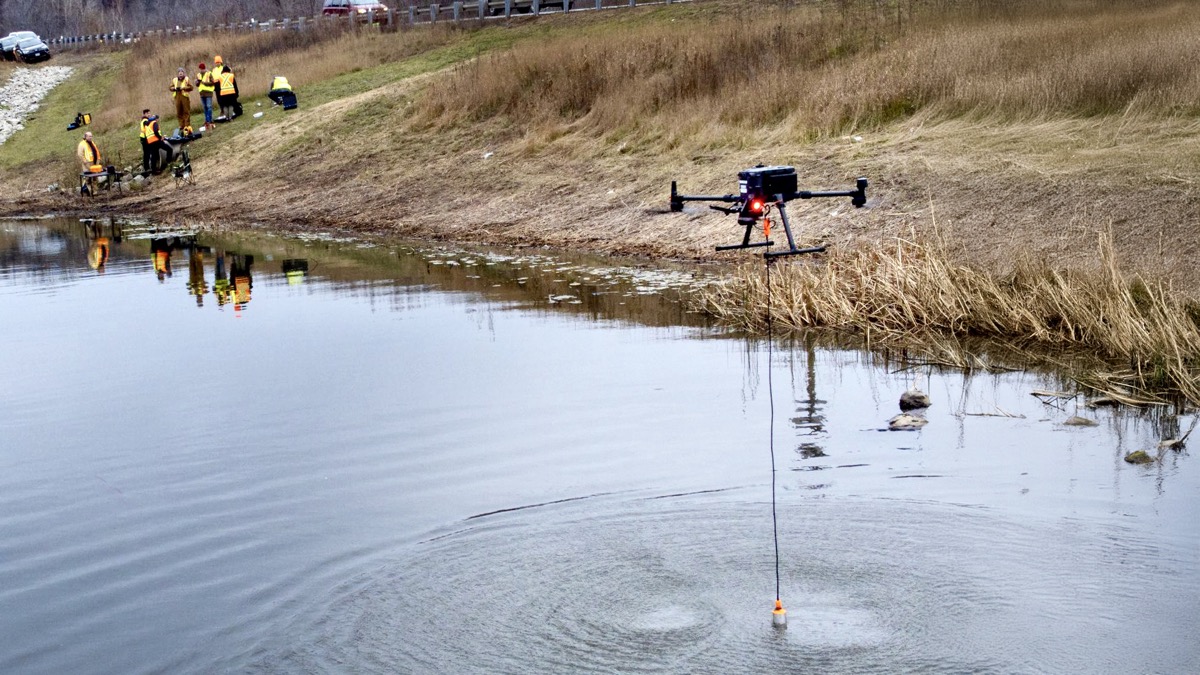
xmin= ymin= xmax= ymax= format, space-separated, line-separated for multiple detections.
xmin=15 ymin=37 xmax=51 ymax=63
xmin=321 ymin=0 xmax=389 ymax=17
xmin=1 ymin=31 xmax=39 ymax=61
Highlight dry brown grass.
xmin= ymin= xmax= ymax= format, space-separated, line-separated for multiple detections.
xmin=418 ymin=0 xmax=1200 ymax=144
xmin=697 ymin=231 xmax=1200 ymax=405
xmin=93 ymin=22 xmax=461 ymax=131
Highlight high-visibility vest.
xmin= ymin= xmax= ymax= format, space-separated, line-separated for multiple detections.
xmin=270 ymin=76 xmax=292 ymax=92
xmin=145 ymin=119 xmax=161 ymax=144
xmin=212 ymin=64 xmax=226 ymax=80
xmin=78 ymin=138 xmax=101 ymax=164
xmin=170 ymin=76 xmax=191 ymax=99
xmin=219 ymin=71 xmax=236 ymax=96
xmin=139 ymin=118 xmax=150 ymax=141
xmin=197 ymin=71 xmax=215 ymax=95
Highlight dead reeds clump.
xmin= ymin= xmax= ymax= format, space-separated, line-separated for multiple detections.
xmin=697 ymin=232 xmax=1200 ymax=404
xmin=418 ymin=0 xmax=1200 ymax=144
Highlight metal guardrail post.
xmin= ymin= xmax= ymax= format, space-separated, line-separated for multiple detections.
xmin=431 ymin=4 xmax=439 ymax=22
xmin=367 ymin=9 xmax=374 ymax=24
xmin=505 ymin=0 xmax=512 ymax=18
xmin=594 ymin=0 xmax=600 ymax=9
xmin=630 ymin=0 xmax=635 ymax=6
xmin=387 ymin=8 xmax=394 ymax=27
xmin=409 ymin=6 xmax=417 ymax=24
xmin=533 ymin=0 xmax=541 ymax=15
xmin=479 ymin=0 xmax=487 ymax=18
xmin=453 ymin=2 xmax=462 ymax=21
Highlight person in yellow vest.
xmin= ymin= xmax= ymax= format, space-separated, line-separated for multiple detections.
xmin=169 ymin=67 xmax=193 ymax=132
xmin=211 ymin=55 xmax=225 ymax=80
xmin=76 ymin=131 xmax=101 ymax=172
xmin=217 ymin=64 xmax=239 ymax=121
xmin=76 ymin=131 xmax=104 ymax=195
xmin=196 ymin=62 xmax=215 ymax=130
xmin=267 ymin=75 xmax=298 ymax=110
xmin=140 ymin=109 xmax=164 ymax=175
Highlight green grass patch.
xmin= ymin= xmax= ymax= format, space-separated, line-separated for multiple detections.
xmin=0 ymin=57 xmax=126 ymax=171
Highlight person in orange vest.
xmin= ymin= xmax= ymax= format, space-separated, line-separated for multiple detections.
xmin=196 ymin=62 xmax=216 ymax=130
xmin=216 ymin=64 xmax=240 ymax=121
xmin=140 ymin=109 xmax=164 ymax=175
xmin=169 ymin=67 xmax=193 ymax=132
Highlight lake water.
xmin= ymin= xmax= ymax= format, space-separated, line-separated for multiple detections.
xmin=1 ymin=216 xmax=1197 ymax=674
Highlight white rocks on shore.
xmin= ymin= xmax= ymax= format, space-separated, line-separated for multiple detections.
xmin=0 ymin=66 xmax=75 ymax=145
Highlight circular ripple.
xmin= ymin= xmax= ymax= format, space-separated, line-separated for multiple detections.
xmin=254 ymin=493 xmax=1197 ymax=674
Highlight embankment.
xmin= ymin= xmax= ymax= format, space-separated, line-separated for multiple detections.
xmin=1 ymin=0 xmax=1198 ymax=402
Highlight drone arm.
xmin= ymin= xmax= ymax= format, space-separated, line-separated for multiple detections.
xmin=670 ymin=181 xmax=741 ymax=211
xmin=792 ymin=177 xmax=868 ymax=208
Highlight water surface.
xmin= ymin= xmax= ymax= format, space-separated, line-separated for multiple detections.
xmin=1 ymin=217 xmax=1196 ymax=673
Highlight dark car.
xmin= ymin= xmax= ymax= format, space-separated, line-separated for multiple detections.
xmin=321 ymin=0 xmax=389 ymax=17
xmin=1 ymin=31 xmax=39 ymax=61
xmin=15 ymin=37 xmax=51 ymax=63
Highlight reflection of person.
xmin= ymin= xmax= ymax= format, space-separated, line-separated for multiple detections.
xmin=151 ymin=238 xmax=174 ymax=281
xmin=187 ymin=247 xmax=208 ymax=307
xmin=213 ymin=249 xmax=231 ymax=306
xmin=88 ymin=237 xmax=110 ymax=272
xmin=231 ymin=253 xmax=253 ymax=307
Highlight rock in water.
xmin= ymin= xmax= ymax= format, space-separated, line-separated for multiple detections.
xmin=888 ymin=413 xmax=928 ymax=431
xmin=899 ymin=388 xmax=931 ymax=411
xmin=1123 ymin=450 xmax=1154 ymax=465
xmin=1063 ymin=416 xmax=1098 ymax=427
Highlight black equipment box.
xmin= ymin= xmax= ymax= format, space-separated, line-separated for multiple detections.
xmin=738 ymin=165 xmax=797 ymax=200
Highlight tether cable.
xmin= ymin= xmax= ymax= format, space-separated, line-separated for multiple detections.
xmin=766 ymin=256 xmax=786 ymax=627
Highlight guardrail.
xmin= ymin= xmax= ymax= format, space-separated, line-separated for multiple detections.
xmin=45 ymin=0 xmax=687 ymax=48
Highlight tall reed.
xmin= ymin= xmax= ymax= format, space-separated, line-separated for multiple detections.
xmin=697 ymin=232 xmax=1200 ymax=404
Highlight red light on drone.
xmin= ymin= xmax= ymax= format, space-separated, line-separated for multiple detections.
xmin=749 ymin=199 xmax=764 ymax=214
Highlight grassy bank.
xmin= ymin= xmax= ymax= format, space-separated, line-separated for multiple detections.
xmin=1 ymin=0 xmax=1199 ymax=404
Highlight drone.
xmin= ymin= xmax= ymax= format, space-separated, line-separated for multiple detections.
xmin=670 ymin=165 xmax=868 ymax=258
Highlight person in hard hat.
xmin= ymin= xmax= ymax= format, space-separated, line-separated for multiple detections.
xmin=196 ymin=62 xmax=215 ymax=130
xmin=267 ymin=75 xmax=298 ymax=110
xmin=211 ymin=55 xmax=226 ymax=80
xmin=216 ymin=64 xmax=239 ymax=121
xmin=169 ymin=67 xmax=193 ymax=132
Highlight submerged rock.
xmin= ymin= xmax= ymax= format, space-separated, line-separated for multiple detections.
xmin=1063 ymin=416 xmax=1099 ymax=427
xmin=888 ymin=413 xmax=928 ymax=431
xmin=1158 ymin=438 xmax=1185 ymax=450
xmin=1123 ymin=450 xmax=1154 ymax=465
xmin=899 ymin=388 xmax=931 ymax=411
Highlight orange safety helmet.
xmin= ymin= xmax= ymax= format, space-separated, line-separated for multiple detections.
xmin=214 ymin=55 xmax=223 ymax=64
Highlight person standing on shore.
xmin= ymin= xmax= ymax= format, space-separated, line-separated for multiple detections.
xmin=196 ymin=62 xmax=215 ymax=130
xmin=217 ymin=65 xmax=239 ymax=121
xmin=169 ymin=67 xmax=193 ymax=133
xmin=76 ymin=131 xmax=101 ymax=172
xmin=140 ymin=109 xmax=164 ymax=175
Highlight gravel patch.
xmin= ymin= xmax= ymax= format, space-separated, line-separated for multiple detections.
xmin=0 ymin=65 xmax=74 ymax=145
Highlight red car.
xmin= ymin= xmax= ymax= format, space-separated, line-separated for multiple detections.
xmin=321 ymin=0 xmax=390 ymax=17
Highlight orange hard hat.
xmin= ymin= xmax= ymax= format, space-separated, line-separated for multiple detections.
xmin=214 ymin=55 xmax=223 ymax=64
